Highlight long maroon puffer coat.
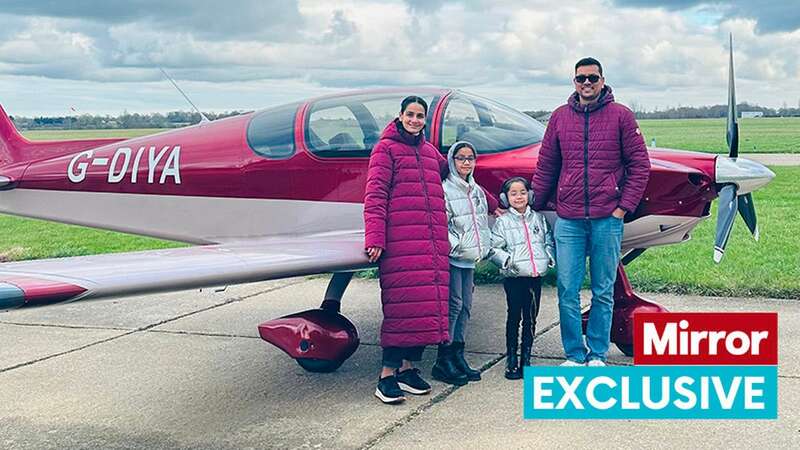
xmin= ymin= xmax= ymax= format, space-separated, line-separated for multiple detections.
xmin=532 ymin=86 xmax=650 ymax=219
xmin=364 ymin=119 xmax=450 ymax=348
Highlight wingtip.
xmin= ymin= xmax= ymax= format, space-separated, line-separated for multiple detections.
xmin=0 ymin=282 xmax=26 ymax=310
xmin=0 ymin=175 xmax=15 ymax=190
xmin=753 ymin=226 xmax=760 ymax=242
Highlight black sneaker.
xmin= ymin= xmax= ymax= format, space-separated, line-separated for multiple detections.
xmin=396 ymin=368 xmax=432 ymax=395
xmin=375 ymin=375 xmax=406 ymax=404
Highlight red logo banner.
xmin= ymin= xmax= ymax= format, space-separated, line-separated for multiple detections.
xmin=634 ymin=312 xmax=778 ymax=365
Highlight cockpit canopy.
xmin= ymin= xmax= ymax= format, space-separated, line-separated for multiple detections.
xmin=246 ymin=90 xmax=546 ymax=159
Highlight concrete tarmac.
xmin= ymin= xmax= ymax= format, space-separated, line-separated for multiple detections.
xmin=1 ymin=277 xmax=797 ymax=449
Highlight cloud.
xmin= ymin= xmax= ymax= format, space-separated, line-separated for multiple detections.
xmin=0 ymin=0 xmax=798 ymax=115
xmin=614 ymin=0 xmax=800 ymax=33
xmin=0 ymin=1 xmax=304 ymax=40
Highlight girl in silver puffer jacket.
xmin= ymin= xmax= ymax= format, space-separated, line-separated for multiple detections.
xmin=490 ymin=177 xmax=555 ymax=380
xmin=432 ymin=141 xmax=492 ymax=386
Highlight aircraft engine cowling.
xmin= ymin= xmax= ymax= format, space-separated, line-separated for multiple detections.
xmin=258 ymin=309 xmax=360 ymax=372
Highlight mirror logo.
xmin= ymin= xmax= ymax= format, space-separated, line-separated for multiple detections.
xmin=523 ymin=313 xmax=778 ymax=419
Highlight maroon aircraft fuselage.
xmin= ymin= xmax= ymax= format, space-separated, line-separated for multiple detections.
xmin=2 ymin=88 xmax=718 ymax=224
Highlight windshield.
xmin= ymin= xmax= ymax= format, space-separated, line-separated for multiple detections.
xmin=440 ymin=92 xmax=546 ymax=153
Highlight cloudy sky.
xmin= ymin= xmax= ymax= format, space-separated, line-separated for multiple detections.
xmin=0 ymin=0 xmax=798 ymax=116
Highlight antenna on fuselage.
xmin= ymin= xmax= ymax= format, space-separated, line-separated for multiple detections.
xmin=159 ymin=67 xmax=210 ymax=124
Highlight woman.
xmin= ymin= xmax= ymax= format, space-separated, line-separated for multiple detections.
xmin=364 ymin=96 xmax=451 ymax=404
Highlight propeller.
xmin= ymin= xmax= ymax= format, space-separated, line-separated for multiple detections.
xmin=713 ymin=34 xmax=762 ymax=263
xmin=726 ymin=33 xmax=738 ymax=160
xmin=713 ymin=184 xmax=737 ymax=263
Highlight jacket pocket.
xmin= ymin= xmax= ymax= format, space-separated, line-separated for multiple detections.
xmin=606 ymin=171 xmax=621 ymax=197
xmin=557 ymin=184 xmax=581 ymax=205
xmin=448 ymin=230 xmax=461 ymax=257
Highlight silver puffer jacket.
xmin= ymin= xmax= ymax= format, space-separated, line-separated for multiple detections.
xmin=443 ymin=141 xmax=491 ymax=264
xmin=490 ymin=206 xmax=555 ymax=277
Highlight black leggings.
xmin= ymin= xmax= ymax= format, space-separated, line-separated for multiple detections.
xmin=381 ymin=346 xmax=425 ymax=369
xmin=503 ymin=277 xmax=542 ymax=348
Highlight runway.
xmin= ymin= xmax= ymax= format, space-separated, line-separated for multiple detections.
xmin=1 ymin=277 xmax=797 ymax=449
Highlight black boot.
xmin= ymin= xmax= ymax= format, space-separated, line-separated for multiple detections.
xmin=452 ymin=342 xmax=481 ymax=381
xmin=432 ymin=344 xmax=468 ymax=386
xmin=505 ymin=346 xmax=522 ymax=380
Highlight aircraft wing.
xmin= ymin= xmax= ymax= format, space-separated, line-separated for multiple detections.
xmin=0 ymin=232 xmax=369 ymax=309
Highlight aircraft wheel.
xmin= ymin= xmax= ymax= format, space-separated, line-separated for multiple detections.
xmin=616 ymin=342 xmax=634 ymax=357
xmin=296 ymin=358 xmax=345 ymax=373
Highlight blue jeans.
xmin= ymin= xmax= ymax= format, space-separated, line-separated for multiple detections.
xmin=555 ymin=216 xmax=623 ymax=363
xmin=448 ymin=266 xmax=474 ymax=344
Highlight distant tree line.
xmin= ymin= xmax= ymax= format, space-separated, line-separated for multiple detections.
xmin=9 ymin=102 xmax=800 ymax=131
xmin=10 ymin=110 xmax=249 ymax=130
xmin=525 ymin=102 xmax=800 ymax=121
xmin=632 ymin=102 xmax=800 ymax=119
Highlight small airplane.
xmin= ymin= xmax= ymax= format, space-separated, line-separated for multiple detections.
xmin=0 ymin=36 xmax=775 ymax=371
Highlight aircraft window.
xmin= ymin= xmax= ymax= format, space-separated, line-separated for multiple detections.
xmin=440 ymin=94 xmax=546 ymax=154
xmin=308 ymin=106 xmax=365 ymax=156
xmin=246 ymin=102 xmax=300 ymax=159
xmin=306 ymin=93 xmax=437 ymax=158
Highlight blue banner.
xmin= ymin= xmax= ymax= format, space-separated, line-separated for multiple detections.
xmin=523 ymin=365 xmax=777 ymax=419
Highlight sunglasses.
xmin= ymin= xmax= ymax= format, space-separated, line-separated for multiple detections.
xmin=574 ymin=74 xmax=601 ymax=84
xmin=454 ymin=156 xmax=475 ymax=163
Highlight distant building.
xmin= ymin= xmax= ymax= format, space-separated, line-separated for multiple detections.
xmin=741 ymin=111 xmax=764 ymax=118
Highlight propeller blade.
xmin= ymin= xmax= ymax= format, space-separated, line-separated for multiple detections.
xmin=714 ymin=184 xmax=738 ymax=263
xmin=737 ymin=192 xmax=759 ymax=241
xmin=726 ymin=33 xmax=739 ymax=158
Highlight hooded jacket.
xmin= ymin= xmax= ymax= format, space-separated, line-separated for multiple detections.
xmin=532 ymin=86 xmax=650 ymax=219
xmin=443 ymin=141 xmax=492 ymax=268
xmin=490 ymin=206 xmax=554 ymax=278
xmin=363 ymin=119 xmax=451 ymax=348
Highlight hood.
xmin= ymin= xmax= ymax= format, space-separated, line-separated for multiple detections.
xmin=446 ymin=141 xmax=477 ymax=187
xmin=568 ymin=85 xmax=615 ymax=113
xmin=381 ymin=118 xmax=424 ymax=146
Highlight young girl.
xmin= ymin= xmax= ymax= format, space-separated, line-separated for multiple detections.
xmin=433 ymin=141 xmax=492 ymax=385
xmin=490 ymin=177 xmax=555 ymax=379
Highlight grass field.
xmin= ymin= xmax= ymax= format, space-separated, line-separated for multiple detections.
xmin=4 ymin=124 xmax=799 ymax=298
xmin=0 ymin=217 xmax=183 ymax=262
xmin=22 ymin=128 xmax=166 ymax=140
xmin=638 ymin=117 xmax=800 ymax=154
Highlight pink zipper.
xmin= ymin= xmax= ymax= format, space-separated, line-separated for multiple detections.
xmin=521 ymin=214 xmax=538 ymax=275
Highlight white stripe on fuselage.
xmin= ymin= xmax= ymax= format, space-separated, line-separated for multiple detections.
xmin=0 ymin=189 xmax=364 ymax=244
xmin=0 ymin=188 xmax=707 ymax=250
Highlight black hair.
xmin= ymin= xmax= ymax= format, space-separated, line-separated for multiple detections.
xmin=575 ymin=57 xmax=603 ymax=76
xmin=501 ymin=176 xmax=530 ymax=194
xmin=452 ymin=141 xmax=476 ymax=157
xmin=400 ymin=95 xmax=428 ymax=115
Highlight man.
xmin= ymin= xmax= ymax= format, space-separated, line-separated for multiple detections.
xmin=532 ymin=57 xmax=650 ymax=366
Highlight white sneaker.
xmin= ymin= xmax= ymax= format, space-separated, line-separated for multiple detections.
xmin=560 ymin=360 xmax=585 ymax=367
xmin=587 ymin=359 xmax=606 ymax=367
